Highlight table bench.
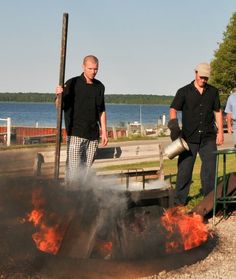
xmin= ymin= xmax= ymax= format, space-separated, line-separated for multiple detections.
xmin=33 ymin=143 xmax=165 ymax=182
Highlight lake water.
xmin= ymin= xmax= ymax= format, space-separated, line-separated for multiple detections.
xmin=0 ymin=102 xmax=171 ymax=127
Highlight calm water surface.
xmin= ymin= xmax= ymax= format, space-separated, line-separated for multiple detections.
xmin=0 ymin=102 xmax=170 ymax=127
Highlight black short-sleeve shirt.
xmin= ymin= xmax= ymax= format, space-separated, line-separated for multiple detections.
xmin=62 ymin=74 xmax=105 ymax=140
xmin=170 ymin=81 xmax=221 ymax=143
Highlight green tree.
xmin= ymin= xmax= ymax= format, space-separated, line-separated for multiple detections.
xmin=210 ymin=12 xmax=236 ymax=98
xmin=0 ymin=92 xmax=174 ymax=105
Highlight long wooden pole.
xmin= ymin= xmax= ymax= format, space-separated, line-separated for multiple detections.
xmin=54 ymin=13 xmax=69 ymax=180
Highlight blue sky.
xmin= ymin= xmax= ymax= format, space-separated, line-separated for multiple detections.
xmin=0 ymin=1 xmax=235 ymax=95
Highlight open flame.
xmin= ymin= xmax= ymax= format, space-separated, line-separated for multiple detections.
xmin=92 ymin=239 xmax=113 ymax=259
xmin=26 ymin=186 xmax=208 ymax=257
xmin=27 ymin=187 xmax=66 ymax=255
xmin=26 ymin=187 xmax=112 ymax=258
xmin=160 ymin=206 xmax=208 ymax=253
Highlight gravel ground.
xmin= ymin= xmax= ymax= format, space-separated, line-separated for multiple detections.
xmin=139 ymin=213 xmax=236 ymax=279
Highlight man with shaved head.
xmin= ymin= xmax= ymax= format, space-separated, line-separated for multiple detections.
xmin=55 ymin=55 xmax=108 ymax=184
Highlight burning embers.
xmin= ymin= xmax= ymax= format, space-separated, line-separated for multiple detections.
xmin=27 ymin=187 xmax=69 ymax=255
xmin=26 ymin=179 xmax=209 ymax=260
xmin=160 ymin=206 xmax=208 ymax=253
xmin=0 ymin=176 xmax=218 ymax=279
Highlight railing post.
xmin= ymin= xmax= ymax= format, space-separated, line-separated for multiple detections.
xmin=6 ymin=117 xmax=11 ymax=146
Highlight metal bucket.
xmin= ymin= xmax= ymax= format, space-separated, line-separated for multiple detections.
xmin=164 ymin=138 xmax=189 ymax=160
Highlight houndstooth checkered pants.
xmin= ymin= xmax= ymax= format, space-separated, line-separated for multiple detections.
xmin=65 ymin=136 xmax=98 ymax=183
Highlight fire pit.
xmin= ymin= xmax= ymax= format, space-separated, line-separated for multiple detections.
xmin=0 ymin=175 xmax=216 ymax=279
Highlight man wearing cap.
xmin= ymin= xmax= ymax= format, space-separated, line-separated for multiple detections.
xmin=225 ymin=88 xmax=236 ymax=148
xmin=168 ymin=63 xmax=224 ymax=206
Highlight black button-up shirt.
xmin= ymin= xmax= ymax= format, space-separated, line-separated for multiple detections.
xmin=170 ymin=81 xmax=221 ymax=143
xmin=62 ymin=74 xmax=105 ymax=140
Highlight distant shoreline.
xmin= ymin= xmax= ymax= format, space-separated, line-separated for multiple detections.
xmin=0 ymin=93 xmax=174 ymax=105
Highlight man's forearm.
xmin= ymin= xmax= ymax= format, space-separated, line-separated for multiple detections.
xmin=215 ymin=110 xmax=223 ymax=133
xmin=100 ymin=111 xmax=107 ymax=132
xmin=226 ymin=113 xmax=233 ymax=132
xmin=100 ymin=111 xmax=108 ymax=146
xmin=215 ymin=110 xmax=224 ymax=145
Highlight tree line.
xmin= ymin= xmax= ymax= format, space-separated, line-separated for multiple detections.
xmin=0 ymin=92 xmax=174 ymax=105
xmin=0 ymin=91 xmax=230 ymax=107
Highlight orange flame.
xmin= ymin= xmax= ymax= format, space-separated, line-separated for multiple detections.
xmin=28 ymin=209 xmax=44 ymax=226
xmin=27 ymin=187 xmax=66 ymax=255
xmin=31 ymin=223 xmax=64 ymax=255
xmin=160 ymin=206 xmax=208 ymax=253
xmin=93 ymin=240 xmax=113 ymax=259
xmin=103 ymin=241 xmax=113 ymax=252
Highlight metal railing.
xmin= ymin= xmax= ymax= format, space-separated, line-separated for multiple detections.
xmin=0 ymin=117 xmax=11 ymax=146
